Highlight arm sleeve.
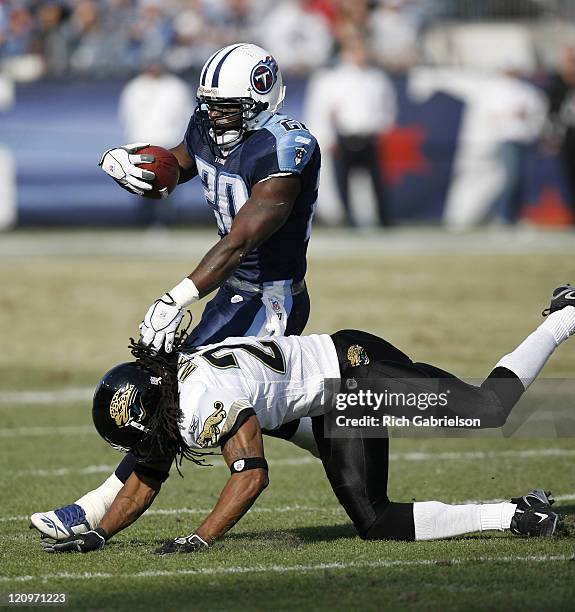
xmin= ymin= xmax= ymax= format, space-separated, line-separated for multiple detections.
xmin=252 ymin=129 xmax=318 ymax=184
xmin=183 ymin=115 xmax=199 ymax=159
xmin=134 ymin=453 xmax=175 ymax=483
xmin=134 ymin=446 xmax=175 ymax=482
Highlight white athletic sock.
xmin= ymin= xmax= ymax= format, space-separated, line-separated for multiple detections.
xmin=479 ymin=502 xmax=517 ymax=531
xmin=75 ymin=473 xmax=124 ymax=528
xmin=288 ymin=417 xmax=320 ymax=458
xmin=494 ymin=307 xmax=575 ymax=389
xmin=540 ymin=305 xmax=575 ymax=344
xmin=413 ymin=501 xmax=517 ymax=540
xmin=414 ymin=501 xmax=481 ymax=540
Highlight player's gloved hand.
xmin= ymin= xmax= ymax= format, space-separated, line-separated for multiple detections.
xmin=139 ymin=293 xmax=184 ymax=354
xmin=99 ymin=143 xmax=155 ymax=196
xmin=41 ymin=528 xmax=108 ymax=553
xmin=154 ymin=533 xmax=208 ymax=555
xmin=140 ymin=279 xmax=200 ymax=353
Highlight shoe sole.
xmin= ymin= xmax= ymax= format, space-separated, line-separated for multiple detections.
xmin=29 ymin=514 xmax=72 ymax=540
xmin=29 ymin=514 xmax=53 ymax=536
xmin=541 ymin=513 xmax=558 ymax=537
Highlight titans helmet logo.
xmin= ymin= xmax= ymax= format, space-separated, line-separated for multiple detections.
xmin=250 ymin=56 xmax=278 ymax=95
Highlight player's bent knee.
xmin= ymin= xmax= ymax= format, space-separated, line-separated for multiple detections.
xmin=475 ymin=395 xmax=511 ymax=428
xmin=354 ymin=522 xmax=374 ymax=541
xmin=356 ymin=502 xmax=416 ymax=541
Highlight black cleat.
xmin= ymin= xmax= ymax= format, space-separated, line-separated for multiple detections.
xmin=542 ymin=284 xmax=575 ymax=316
xmin=511 ymin=489 xmax=554 ymax=509
xmin=154 ymin=533 xmax=209 ymax=555
xmin=510 ymin=490 xmax=562 ymax=537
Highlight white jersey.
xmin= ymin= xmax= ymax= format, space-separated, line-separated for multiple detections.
xmin=177 ymin=334 xmax=341 ymax=449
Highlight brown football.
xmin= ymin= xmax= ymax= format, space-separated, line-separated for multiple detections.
xmin=137 ymin=145 xmax=180 ymax=199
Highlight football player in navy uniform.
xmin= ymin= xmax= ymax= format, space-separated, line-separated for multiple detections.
xmin=31 ymin=44 xmax=322 ymax=540
xmin=36 ymin=286 xmax=575 ymax=552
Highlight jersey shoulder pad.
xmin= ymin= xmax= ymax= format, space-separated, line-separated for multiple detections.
xmin=265 ymin=117 xmax=318 ymax=175
xmin=179 ymin=383 xmax=254 ymax=449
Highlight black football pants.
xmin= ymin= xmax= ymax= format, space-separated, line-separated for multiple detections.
xmin=309 ymin=329 xmax=525 ymax=540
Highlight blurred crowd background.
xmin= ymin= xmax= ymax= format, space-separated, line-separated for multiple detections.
xmin=1 ymin=0 xmax=575 ymax=228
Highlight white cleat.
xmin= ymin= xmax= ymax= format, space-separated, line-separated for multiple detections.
xmin=29 ymin=504 xmax=91 ymax=540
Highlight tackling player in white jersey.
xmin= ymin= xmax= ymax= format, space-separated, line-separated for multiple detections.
xmin=35 ymin=286 xmax=575 ymax=552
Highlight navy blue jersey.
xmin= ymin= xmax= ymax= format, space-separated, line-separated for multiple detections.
xmin=185 ymin=113 xmax=320 ymax=283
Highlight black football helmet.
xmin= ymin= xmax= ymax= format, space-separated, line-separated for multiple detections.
xmin=92 ymin=362 xmax=163 ymax=458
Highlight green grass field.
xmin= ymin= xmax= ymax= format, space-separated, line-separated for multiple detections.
xmin=1 ymin=229 xmax=574 ymax=611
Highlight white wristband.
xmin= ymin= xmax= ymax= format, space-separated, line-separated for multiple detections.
xmin=167 ymin=278 xmax=200 ymax=307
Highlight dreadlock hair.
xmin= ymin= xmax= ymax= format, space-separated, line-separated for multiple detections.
xmin=128 ymin=313 xmax=216 ymax=474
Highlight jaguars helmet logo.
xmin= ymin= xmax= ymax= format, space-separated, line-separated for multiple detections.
xmin=109 ymin=384 xmax=146 ymax=428
xmin=197 ymin=401 xmax=227 ymax=447
xmin=347 ymin=345 xmax=370 ymax=367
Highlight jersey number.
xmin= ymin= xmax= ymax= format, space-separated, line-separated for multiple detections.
xmin=201 ymin=340 xmax=286 ymax=374
xmin=195 ymin=157 xmax=248 ymax=234
xmin=280 ymin=119 xmax=306 ymax=132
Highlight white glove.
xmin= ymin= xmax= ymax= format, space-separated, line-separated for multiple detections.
xmin=99 ymin=142 xmax=155 ymax=196
xmin=140 ymin=294 xmax=184 ymax=353
xmin=140 ymin=279 xmax=200 ymax=353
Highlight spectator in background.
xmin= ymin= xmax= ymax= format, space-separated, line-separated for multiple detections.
xmin=32 ymin=2 xmax=69 ymax=76
xmin=167 ymin=0 xmax=214 ymax=74
xmin=0 ymin=65 xmax=16 ymax=229
xmin=65 ymin=0 xmax=115 ymax=75
xmin=1 ymin=5 xmax=35 ymax=57
xmin=100 ymin=0 xmax=139 ymax=73
xmin=119 ymin=61 xmax=193 ymax=148
xmin=546 ymin=46 xmax=575 ymax=216
xmin=308 ymin=0 xmax=340 ymax=31
xmin=307 ymin=28 xmax=396 ymax=226
xmin=369 ymin=0 xmax=418 ymax=73
xmin=337 ymin=0 xmax=369 ymax=31
xmin=259 ymin=0 xmax=332 ymax=75
xmin=119 ymin=60 xmax=193 ymax=225
xmin=210 ymin=0 xmax=261 ymax=47
xmin=484 ymin=66 xmax=547 ymax=224
xmin=127 ymin=0 xmax=174 ymax=69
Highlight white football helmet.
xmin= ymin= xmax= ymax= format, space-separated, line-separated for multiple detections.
xmin=196 ymin=43 xmax=286 ymax=149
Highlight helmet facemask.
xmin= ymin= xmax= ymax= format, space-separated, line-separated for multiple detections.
xmin=195 ymin=96 xmax=269 ymax=152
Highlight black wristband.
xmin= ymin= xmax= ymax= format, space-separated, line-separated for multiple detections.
xmin=95 ymin=527 xmax=109 ymax=541
xmin=230 ymin=457 xmax=268 ymax=474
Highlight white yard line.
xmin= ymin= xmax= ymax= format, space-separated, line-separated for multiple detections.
xmin=0 ymin=555 xmax=572 ymax=583
xmin=5 ymin=493 xmax=575 ymax=525
xmin=7 ymin=447 xmax=575 ymax=474
xmin=0 ymin=389 xmax=93 ymax=405
xmin=12 ymin=464 xmax=117 ymax=477
xmin=391 ymin=448 xmax=575 ymax=460
xmin=0 ymin=425 xmax=94 ymax=438
xmin=6 ymin=447 xmax=575 ymax=473
xmin=10 ymin=457 xmax=320 ymax=477
xmin=1 ymin=229 xmax=575 ymax=259
xmin=0 ymin=505 xmax=342 ymax=524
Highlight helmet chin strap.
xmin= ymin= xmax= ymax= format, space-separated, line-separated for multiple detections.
xmin=128 ymin=420 xmax=150 ymax=434
xmin=246 ymin=109 xmax=274 ymax=130
xmin=214 ymin=109 xmax=275 ymax=151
